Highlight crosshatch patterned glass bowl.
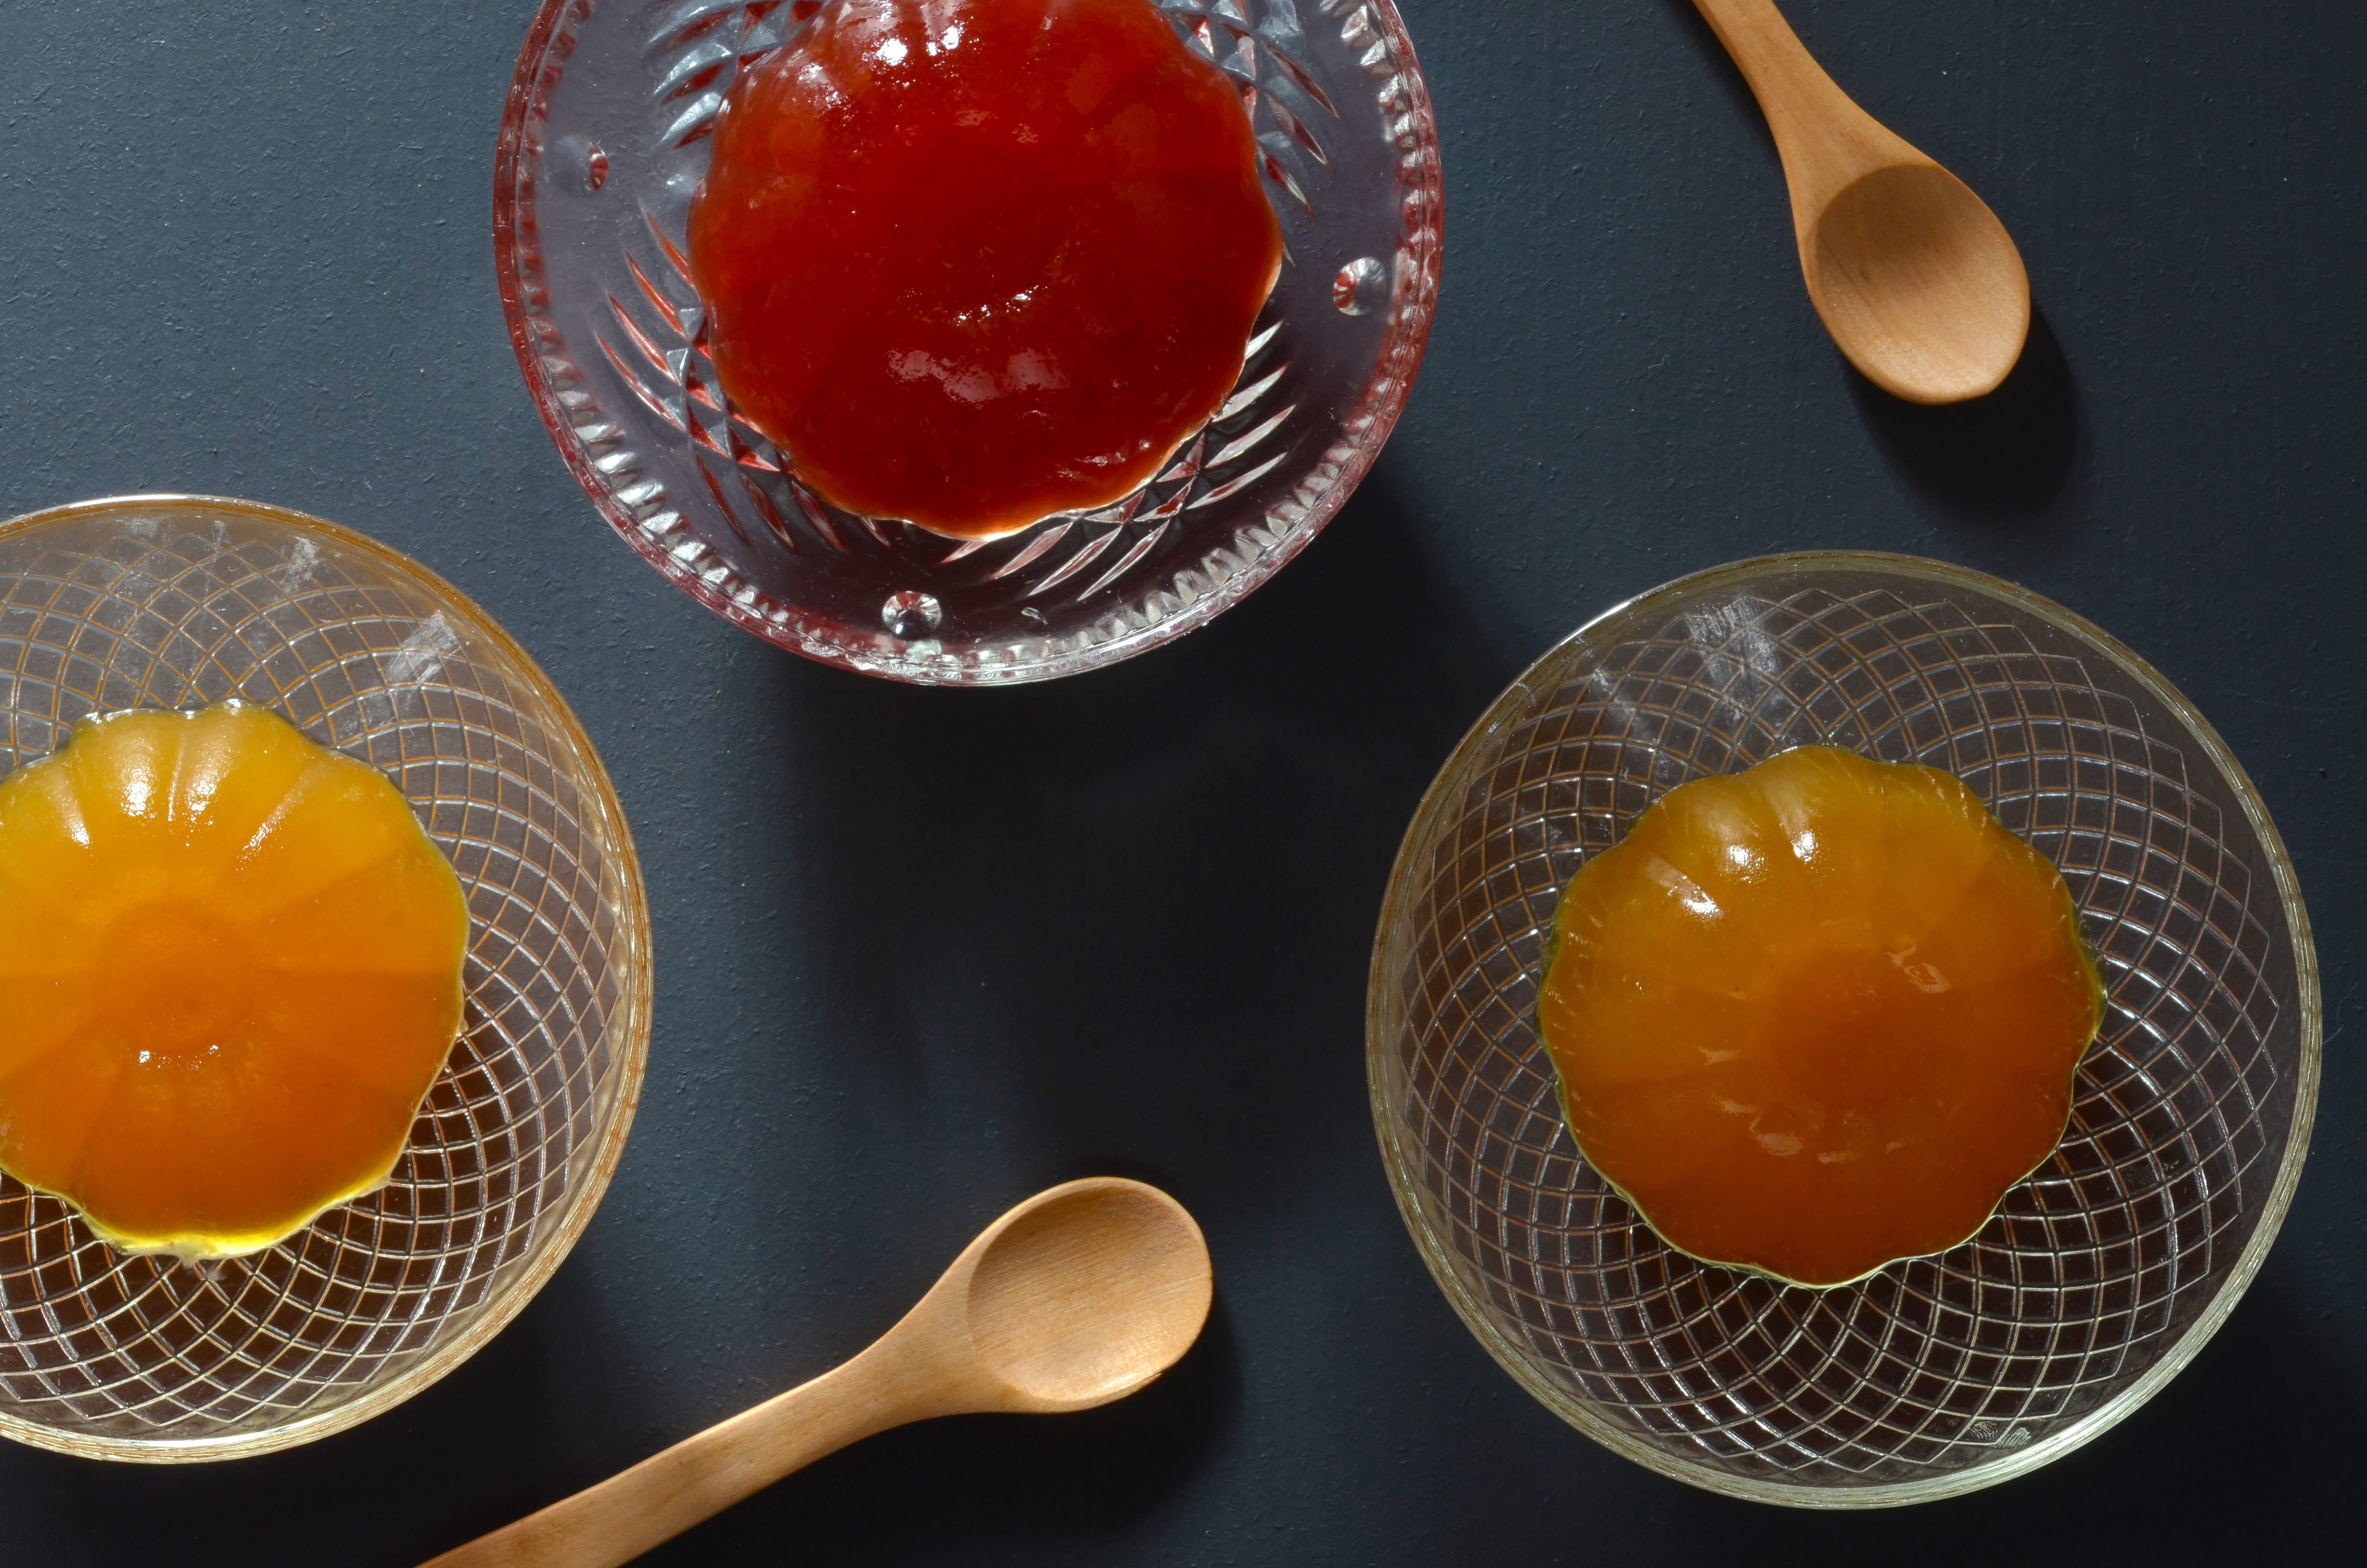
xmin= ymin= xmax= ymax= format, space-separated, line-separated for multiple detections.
xmin=1368 ymin=553 xmax=2320 ymax=1506
xmin=495 ymin=0 xmax=1442 ymax=684
xmin=0 ymin=496 xmax=651 ymax=1462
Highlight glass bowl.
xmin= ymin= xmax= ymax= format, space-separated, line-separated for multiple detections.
xmin=1368 ymin=553 xmax=2320 ymax=1506
xmin=495 ymin=0 xmax=1442 ymax=684
xmin=0 ymin=496 xmax=651 ymax=1462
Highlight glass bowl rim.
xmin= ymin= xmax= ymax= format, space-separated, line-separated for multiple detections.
xmin=1364 ymin=548 xmax=2323 ymax=1508
xmin=0 ymin=492 xmax=655 ymax=1463
xmin=492 ymin=0 xmax=1446 ymax=684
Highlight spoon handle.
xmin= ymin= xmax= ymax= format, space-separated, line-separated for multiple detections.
xmin=419 ymin=1339 xmax=941 ymax=1568
xmin=1689 ymin=0 xmax=1913 ymax=202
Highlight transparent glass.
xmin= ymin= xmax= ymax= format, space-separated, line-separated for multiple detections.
xmin=0 ymin=497 xmax=652 ymax=1461
xmin=495 ymin=0 xmax=1442 ymax=683
xmin=1368 ymin=554 xmax=2320 ymax=1506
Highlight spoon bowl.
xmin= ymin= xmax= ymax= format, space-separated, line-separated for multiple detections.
xmin=967 ymin=1180 xmax=1214 ymax=1408
xmin=1808 ymin=163 xmax=2030 ymax=404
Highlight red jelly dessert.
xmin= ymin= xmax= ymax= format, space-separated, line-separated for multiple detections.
xmin=687 ymin=0 xmax=1285 ymax=539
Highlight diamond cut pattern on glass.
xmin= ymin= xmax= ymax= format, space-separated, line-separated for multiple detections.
xmin=0 ymin=501 xmax=648 ymax=1459
xmin=1372 ymin=570 xmax=2314 ymax=1501
xmin=499 ymin=0 xmax=1442 ymax=682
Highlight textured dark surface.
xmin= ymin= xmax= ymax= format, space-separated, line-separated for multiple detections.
xmin=0 ymin=0 xmax=2356 ymax=1561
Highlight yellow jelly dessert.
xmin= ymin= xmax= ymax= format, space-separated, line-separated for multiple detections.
xmin=0 ymin=701 xmax=469 ymax=1256
xmin=1539 ymin=746 xmax=2103 ymax=1287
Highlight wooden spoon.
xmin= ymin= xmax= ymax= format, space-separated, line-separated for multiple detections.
xmin=1692 ymin=0 xmax=2030 ymax=403
xmin=423 ymin=1178 xmax=1213 ymax=1568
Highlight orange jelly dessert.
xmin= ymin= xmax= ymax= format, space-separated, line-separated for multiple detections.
xmin=1539 ymin=747 xmax=2103 ymax=1287
xmin=687 ymin=0 xmax=1285 ymax=538
xmin=0 ymin=702 xmax=468 ymax=1257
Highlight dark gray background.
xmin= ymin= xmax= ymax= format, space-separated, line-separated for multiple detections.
xmin=0 ymin=0 xmax=2358 ymax=1561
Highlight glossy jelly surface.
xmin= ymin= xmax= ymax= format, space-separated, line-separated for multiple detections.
xmin=0 ymin=702 xmax=469 ymax=1257
xmin=687 ymin=0 xmax=1284 ymax=538
xmin=1540 ymin=747 xmax=2103 ymax=1287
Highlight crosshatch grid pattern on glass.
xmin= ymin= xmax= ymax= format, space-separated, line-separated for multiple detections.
xmin=0 ymin=498 xmax=650 ymax=1461
xmin=1369 ymin=560 xmax=2316 ymax=1506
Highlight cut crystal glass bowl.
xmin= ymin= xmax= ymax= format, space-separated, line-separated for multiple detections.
xmin=0 ymin=496 xmax=650 ymax=1461
xmin=496 ymin=0 xmax=1442 ymax=684
xmin=1368 ymin=553 xmax=2319 ymax=1505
